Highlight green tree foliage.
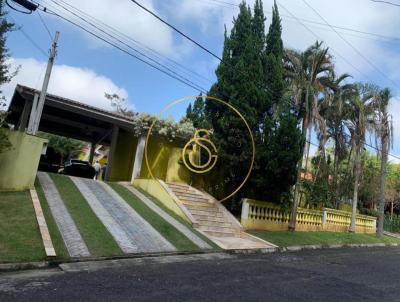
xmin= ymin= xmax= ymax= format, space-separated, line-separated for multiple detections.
xmin=0 ymin=2 xmax=15 ymax=154
xmin=185 ymin=94 xmax=209 ymax=129
xmin=191 ymin=0 xmax=303 ymax=206
xmin=39 ymin=133 xmax=84 ymax=165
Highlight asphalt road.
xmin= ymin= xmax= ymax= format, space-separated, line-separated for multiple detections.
xmin=1 ymin=247 xmax=400 ymax=302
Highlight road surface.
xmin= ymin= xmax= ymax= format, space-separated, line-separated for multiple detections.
xmin=1 ymin=247 xmax=400 ymax=301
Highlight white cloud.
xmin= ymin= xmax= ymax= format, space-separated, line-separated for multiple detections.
xmin=3 ymin=57 xmax=130 ymax=111
xmin=50 ymin=0 xmax=179 ymax=57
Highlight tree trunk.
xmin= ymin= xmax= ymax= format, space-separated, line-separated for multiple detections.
xmin=304 ymin=122 xmax=312 ymax=173
xmin=349 ymin=143 xmax=361 ymax=233
xmin=289 ymin=115 xmax=309 ymax=231
xmin=377 ymin=131 xmax=388 ymax=238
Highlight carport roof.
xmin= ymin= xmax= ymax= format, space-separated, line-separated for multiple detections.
xmin=7 ymin=85 xmax=136 ymax=144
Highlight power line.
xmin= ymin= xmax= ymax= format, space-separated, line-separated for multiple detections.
xmin=8 ymin=15 xmax=48 ymax=57
xmin=276 ymin=1 xmax=374 ymax=83
xmin=39 ymin=6 xmax=208 ymax=93
xmin=370 ymin=0 xmax=400 ymax=7
xmin=129 ymin=0 xmax=222 ymax=61
xmin=37 ymin=0 xmax=400 ymax=160
xmin=302 ymin=0 xmax=400 ymax=91
xmin=51 ymin=0 xmax=213 ymax=84
xmin=37 ymin=9 xmax=53 ymax=41
xmin=46 ymin=0 xmax=208 ymax=93
xmin=194 ymin=0 xmax=400 ymax=42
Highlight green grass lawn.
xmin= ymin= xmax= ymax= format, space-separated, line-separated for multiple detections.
xmin=0 ymin=191 xmax=46 ymax=263
xmin=35 ymin=179 xmax=70 ymax=260
xmin=109 ymin=183 xmax=204 ymax=251
xmin=50 ymin=174 xmax=123 ymax=257
xmin=249 ymin=230 xmax=400 ymax=247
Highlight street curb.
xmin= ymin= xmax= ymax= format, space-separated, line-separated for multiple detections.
xmin=1 ymin=243 xmax=399 ymax=273
xmin=0 ymin=250 xmax=216 ymax=273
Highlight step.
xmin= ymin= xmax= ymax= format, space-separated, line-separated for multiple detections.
xmin=174 ymin=192 xmax=209 ymax=200
xmin=196 ymin=216 xmax=227 ymax=223
xmin=167 ymin=183 xmax=191 ymax=190
xmin=191 ymin=210 xmax=225 ymax=219
xmin=198 ymin=225 xmax=235 ymax=233
xmin=196 ymin=220 xmax=232 ymax=228
xmin=185 ymin=205 xmax=220 ymax=213
xmin=176 ymin=196 xmax=209 ymax=204
xmin=201 ymin=230 xmax=240 ymax=238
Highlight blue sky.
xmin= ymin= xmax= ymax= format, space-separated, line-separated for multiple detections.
xmin=4 ymin=0 xmax=400 ymax=160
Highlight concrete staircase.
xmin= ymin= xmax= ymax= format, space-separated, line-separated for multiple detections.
xmin=163 ymin=182 xmax=276 ymax=250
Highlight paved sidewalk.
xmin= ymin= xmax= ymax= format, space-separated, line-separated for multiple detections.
xmin=71 ymin=177 xmax=175 ymax=253
xmin=37 ymin=173 xmax=90 ymax=258
xmin=123 ymin=185 xmax=212 ymax=250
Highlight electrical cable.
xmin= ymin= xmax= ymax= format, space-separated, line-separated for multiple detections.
xmin=195 ymin=0 xmax=400 ymax=42
xmin=277 ymin=1 xmax=374 ymax=83
xmin=37 ymin=9 xmax=53 ymax=40
xmin=51 ymin=0 xmax=213 ymax=84
xmin=129 ymin=0 xmax=222 ymax=61
xmin=370 ymin=0 xmax=400 ymax=7
xmin=8 ymin=14 xmax=48 ymax=57
xmin=302 ymin=0 xmax=400 ymax=91
xmin=46 ymin=0 xmax=207 ymax=93
xmin=37 ymin=1 xmax=400 ymax=160
xmin=38 ymin=6 xmax=208 ymax=93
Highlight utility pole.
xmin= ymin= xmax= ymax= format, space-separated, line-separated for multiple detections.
xmin=27 ymin=31 xmax=60 ymax=135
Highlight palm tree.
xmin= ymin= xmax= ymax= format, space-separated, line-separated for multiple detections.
xmin=284 ymin=41 xmax=333 ymax=230
xmin=319 ymin=71 xmax=356 ymax=206
xmin=345 ymin=83 xmax=378 ymax=232
xmin=375 ymin=88 xmax=392 ymax=238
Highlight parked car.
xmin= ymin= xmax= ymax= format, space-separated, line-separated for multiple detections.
xmin=59 ymin=159 xmax=96 ymax=179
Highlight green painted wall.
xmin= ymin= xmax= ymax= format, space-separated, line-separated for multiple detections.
xmin=108 ymin=132 xmax=138 ymax=182
xmin=133 ymin=178 xmax=190 ymax=222
xmin=0 ymin=130 xmax=47 ymax=191
xmin=107 ymin=131 xmax=192 ymax=185
xmin=140 ymin=138 xmax=190 ymax=184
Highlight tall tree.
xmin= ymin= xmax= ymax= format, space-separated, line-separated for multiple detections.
xmin=285 ymin=41 xmax=333 ymax=230
xmin=376 ymin=88 xmax=392 ymax=237
xmin=346 ymin=83 xmax=378 ymax=232
xmin=185 ymin=94 xmax=209 ymax=129
xmin=251 ymin=0 xmax=302 ymax=203
xmin=0 ymin=2 xmax=15 ymax=154
xmin=207 ymin=2 xmax=263 ymax=202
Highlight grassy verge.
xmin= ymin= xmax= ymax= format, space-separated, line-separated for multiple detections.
xmin=49 ymin=174 xmax=123 ymax=257
xmin=134 ymin=186 xmax=219 ymax=250
xmin=35 ymin=178 xmax=70 ymax=260
xmin=109 ymin=183 xmax=202 ymax=251
xmin=0 ymin=191 xmax=45 ymax=263
xmin=248 ymin=230 xmax=400 ymax=247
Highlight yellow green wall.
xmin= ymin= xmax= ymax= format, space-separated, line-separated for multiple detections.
xmin=0 ymin=130 xmax=47 ymax=191
xmin=109 ymin=132 xmax=138 ymax=181
xmin=133 ymin=178 xmax=190 ymax=222
xmin=140 ymin=138 xmax=190 ymax=183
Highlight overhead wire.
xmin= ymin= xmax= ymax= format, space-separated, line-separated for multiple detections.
xmin=29 ymin=0 xmax=400 ymax=160
xmin=302 ymin=0 xmax=400 ymax=91
xmin=46 ymin=0 xmax=208 ymax=93
xmin=7 ymin=14 xmax=48 ymax=57
xmin=129 ymin=0 xmax=222 ymax=60
xmin=38 ymin=5 xmax=208 ymax=93
xmin=194 ymin=0 xmax=400 ymax=42
xmin=37 ymin=9 xmax=53 ymax=41
xmin=51 ymin=0 xmax=213 ymax=85
xmin=370 ymin=0 xmax=400 ymax=7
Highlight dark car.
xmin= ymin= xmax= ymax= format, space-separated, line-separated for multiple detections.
xmin=59 ymin=159 xmax=96 ymax=179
